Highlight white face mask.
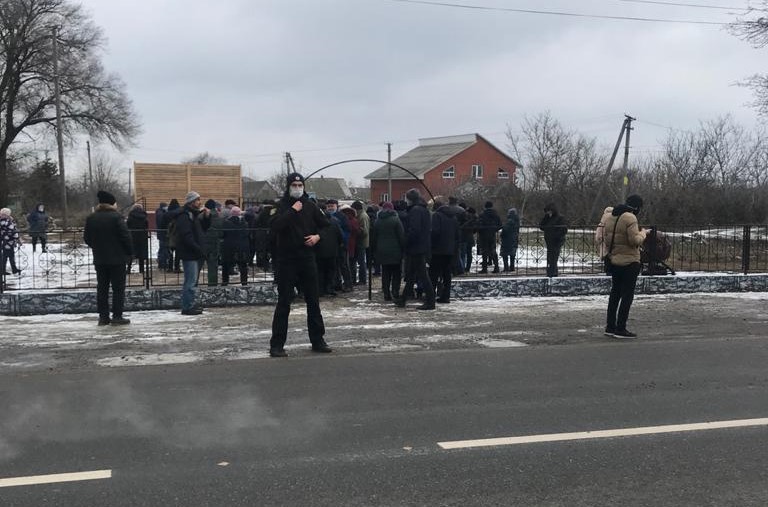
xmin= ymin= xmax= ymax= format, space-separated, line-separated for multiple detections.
xmin=289 ymin=187 xmax=303 ymax=199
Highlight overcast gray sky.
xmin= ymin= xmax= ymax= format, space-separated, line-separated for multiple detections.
xmin=69 ymin=0 xmax=765 ymax=186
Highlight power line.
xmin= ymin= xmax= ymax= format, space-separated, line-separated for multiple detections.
xmin=384 ymin=0 xmax=728 ymax=25
xmin=615 ymin=0 xmax=748 ymax=11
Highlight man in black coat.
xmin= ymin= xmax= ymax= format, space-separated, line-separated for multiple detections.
xmin=477 ymin=201 xmax=502 ymax=273
xmin=539 ymin=202 xmax=568 ymax=277
xmin=430 ymin=201 xmax=460 ymax=303
xmin=84 ymin=190 xmax=133 ymax=326
xmin=269 ymin=172 xmax=333 ymax=358
xmin=395 ymin=188 xmax=436 ymax=310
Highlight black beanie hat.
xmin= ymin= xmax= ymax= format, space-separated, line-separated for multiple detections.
xmin=204 ymin=199 xmax=217 ymax=210
xmin=626 ymin=194 xmax=644 ymax=211
xmin=484 ymin=201 xmax=493 ymax=209
xmin=97 ymin=190 xmax=116 ymax=205
xmin=286 ymin=172 xmax=305 ymax=188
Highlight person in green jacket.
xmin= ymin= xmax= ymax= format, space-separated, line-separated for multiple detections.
xmin=371 ymin=202 xmax=405 ymax=301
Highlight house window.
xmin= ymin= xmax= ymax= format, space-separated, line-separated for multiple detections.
xmin=472 ymin=164 xmax=483 ymax=179
xmin=497 ymin=167 xmax=509 ymax=179
xmin=380 ymin=193 xmax=389 ymax=203
xmin=442 ymin=166 xmax=455 ymax=179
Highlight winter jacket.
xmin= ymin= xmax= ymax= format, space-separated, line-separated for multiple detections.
xmin=539 ymin=209 xmax=568 ymax=247
xmin=431 ymin=206 xmax=460 ymax=257
xmin=371 ymin=210 xmax=405 ymax=266
xmin=600 ymin=204 xmax=647 ymax=266
xmin=500 ymin=211 xmax=520 ymax=255
xmin=221 ymin=215 xmax=250 ymax=263
xmin=270 ymin=192 xmax=330 ymax=261
xmin=357 ymin=209 xmax=370 ymax=249
xmin=316 ymin=214 xmax=344 ymax=260
xmin=461 ymin=213 xmax=477 ymax=246
xmin=203 ymin=209 xmax=224 ymax=256
xmin=477 ymin=208 xmax=502 ymax=242
xmin=0 ymin=216 xmax=20 ymax=251
xmin=27 ymin=206 xmax=49 ymax=234
xmin=174 ymin=204 xmax=211 ymax=261
xmin=342 ymin=211 xmax=360 ymax=257
xmin=83 ymin=204 xmax=133 ymax=265
xmin=126 ymin=207 xmax=149 ymax=259
xmin=404 ymin=200 xmax=431 ymax=256
xmin=155 ymin=206 xmax=169 ymax=242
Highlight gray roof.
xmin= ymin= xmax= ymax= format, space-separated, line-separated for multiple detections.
xmin=364 ymin=141 xmax=474 ymax=180
xmin=304 ymin=177 xmax=352 ymax=200
xmin=242 ymin=178 xmax=279 ymax=202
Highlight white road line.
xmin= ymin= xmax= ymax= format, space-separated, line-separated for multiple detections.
xmin=0 ymin=469 xmax=112 ymax=488
xmin=438 ymin=417 xmax=768 ymax=450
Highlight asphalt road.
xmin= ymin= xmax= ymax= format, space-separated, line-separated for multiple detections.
xmin=1 ymin=306 xmax=767 ymax=506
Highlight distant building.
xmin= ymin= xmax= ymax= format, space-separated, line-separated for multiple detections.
xmin=350 ymin=186 xmax=371 ymax=203
xmin=242 ymin=177 xmax=280 ymax=205
xmin=304 ymin=176 xmax=352 ymax=201
xmin=364 ymin=133 xmax=521 ymax=203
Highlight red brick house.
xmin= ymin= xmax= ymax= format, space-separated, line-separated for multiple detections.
xmin=364 ymin=133 xmax=521 ymax=203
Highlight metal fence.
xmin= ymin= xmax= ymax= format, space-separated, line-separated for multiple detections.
xmin=1 ymin=225 xmax=767 ymax=292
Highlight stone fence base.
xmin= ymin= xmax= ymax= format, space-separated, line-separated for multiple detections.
xmin=1 ymin=274 xmax=766 ymax=316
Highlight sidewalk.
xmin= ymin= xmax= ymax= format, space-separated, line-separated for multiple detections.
xmin=2 ymin=273 xmax=767 ymax=316
xmin=0 ymin=291 xmax=765 ymax=373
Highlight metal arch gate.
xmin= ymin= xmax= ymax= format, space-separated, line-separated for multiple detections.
xmin=305 ymin=159 xmax=435 ymax=300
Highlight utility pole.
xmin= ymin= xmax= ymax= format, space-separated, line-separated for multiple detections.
xmin=285 ymin=152 xmax=291 ymax=175
xmin=52 ymin=27 xmax=68 ymax=229
xmin=621 ymin=114 xmax=635 ymax=202
xmin=387 ymin=142 xmax=392 ymax=202
xmin=588 ymin=114 xmax=635 ymax=221
xmin=86 ymin=140 xmax=93 ymax=193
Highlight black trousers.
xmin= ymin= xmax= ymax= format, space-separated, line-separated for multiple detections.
xmin=222 ymin=260 xmax=248 ymax=285
xmin=607 ymin=262 xmax=642 ymax=331
xmin=546 ymin=243 xmax=562 ymax=277
xmin=401 ymin=254 xmax=435 ymax=305
xmin=271 ymin=256 xmax=325 ymax=349
xmin=95 ymin=264 xmax=127 ymax=319
xmin=429 ymin=254 xmax=453 ymax=301
xmin=316 ymin=256 xmax=337 ymax=294
xmin=479 ymin=237 xmax=498 ymax=270
xmin=381 ymin=263 xmax=402 ymax=299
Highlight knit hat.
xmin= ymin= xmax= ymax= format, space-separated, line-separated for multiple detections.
xmin=405 ymin=188 xmax=420 ymax=202
xmin=0 ymin=208 xmax=10 ymax=217
xmin=484 ymin=201 xmax=493 ymax=209
xmin=626 ymin=194 xmax=644 ymax=211
xmin=97 ymin=190 xmax=116 ymax=205
xmin=351 ymin=200 xmax=363 ymax=210
xmin=204 ymin=199 xmax=217 ymax=210
xmin=381 ymin=202 xmax=394 ymax=210
xmin=230 ymin=206 xmax=241 ymax=217
xmin=185 ymin=191 xmax=201 ymax=204
xmin=508 ymin=207 xmax=517 ymax=217
xmin=286 ymin=172 xmax=305 ymax=188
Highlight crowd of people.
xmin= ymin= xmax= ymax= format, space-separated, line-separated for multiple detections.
xmin=2 ymin=183 xmax=648 ymax=346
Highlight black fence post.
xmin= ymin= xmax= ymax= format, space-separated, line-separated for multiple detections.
xmin=742 ymin=225 xmax=751 ymax=275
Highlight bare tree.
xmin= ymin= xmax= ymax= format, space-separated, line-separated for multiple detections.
xmin=507 ymin=112 xmax=608 ymax=223
xmin=182 ymin=152 xmax=227 ymax=165
xmin=0 ymin=0 xmax=141 ymax=204
xmin=729 ymin=2 xmax=768 ymax=116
